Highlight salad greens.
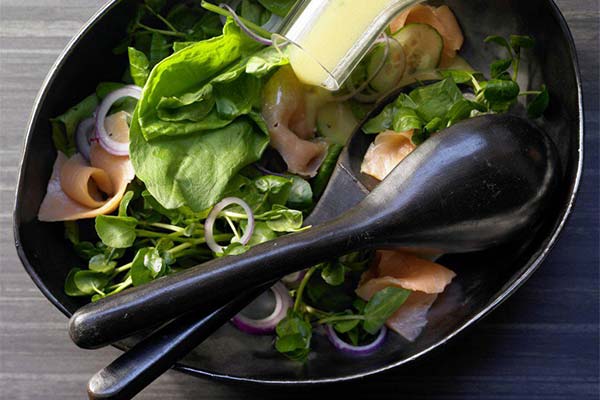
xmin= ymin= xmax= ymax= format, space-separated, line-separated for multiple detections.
xmin=363 ymin=34 xmax=548 ymax=144
xmin=48 ymin=0 xmax=551 ymax=362
xmin=275 ymin=254 xmax=412 ymax=362
xmin=64 ymin=169 xmax=312 ymax=300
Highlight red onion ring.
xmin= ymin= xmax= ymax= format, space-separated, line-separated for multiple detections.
xmin=325 ymin=324 xmax=387 ymax=355
xmin=281 ymin=270 xmax=306 ymax=286
xmin=95 ymin=85 xmax=142 ymax=156
xmin=75 ymin=116 xmax=96 ymax=160
xmin=204 ymin=197 xmax=255 ymax=253
xmin=231 ymin=282 xmax=292 ymax=335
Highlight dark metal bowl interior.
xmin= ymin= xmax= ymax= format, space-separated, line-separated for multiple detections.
xmin=14 ymin=0 xmax=582 ymax=384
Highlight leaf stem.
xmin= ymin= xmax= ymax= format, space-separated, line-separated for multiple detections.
xmin=200 ymin=1 xmax=272 ymax=38
xmin=519 ymin=91 xmax=542 ymax=96
xmin=144 ymin=4 xmax=181 ymax=34
xmin=293 ymin=266 xmax=317 ymax=312
xmin=317 ymin=314 xmax=365 ymax=325
xmin=147 ymin=222 xmax=186 ymax=232
xmin=136 ymin=22 xmax=187 ymax=38
xmin=224 ymin=215 xmax=241 ymax=240
xmin=114 ymin=262 xmax=133 ymax=274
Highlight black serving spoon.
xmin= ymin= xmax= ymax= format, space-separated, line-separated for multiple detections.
xmin=85 ymin=137 xmax=372 ymax=399
xmin=70 ymin=113 xmax=559 ymax=354
xmin=86 ymin=133 xmax=371 ymax=399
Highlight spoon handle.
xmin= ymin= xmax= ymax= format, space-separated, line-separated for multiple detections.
xmin=87 ymin=284 xmax=271 ymax=400
xmin=70 ymin=211 xmax=368 ymax=349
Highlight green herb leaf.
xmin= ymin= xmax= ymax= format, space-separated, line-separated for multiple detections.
xmin=392 ymin=107 xmax=423 ymax=132
xmin=119 ymin=191 xmax=135 ymax=217
xmin=333 ymin=318 xmax=360 ymax=334
xmin=439 ymin=69 xmax=475 ymax=84
xmin=64 ymin=221 xmax=80 ymax=245
xmin=447 ymin=99 xmax=482 ymax=125
xmin=50 ymin=94 xmax=99 ymax=156
xmin=275 ymin=310 xmax=312 ymax=362
xmin=240 ymin=0 xmax=271 ymax=27
xmin=88 ymin=254 xmax=117 ymax=274
xmin=130 ymin=115 xmax=269 ymax=212
xmin=409 ymin=78 xmax=463 ymax=122
xmin=312 ymin=144 xmax=343 ymax=199
xmin=96 ymin=82 xmax=126 ymax=99
xmin=128 ymin=47 xmax=150 ymax=87
xmin=490 ymin=58 xmax=513 ymax=79
xmin=244 ymin=221 xmax=277 ymax=246
xmin=72 ymin=270 xmax=111 ymax=296
xmin=509 ymin=34 xmax=535 ymax=54
xmin=254 ymin=175 xmax=292 ymax=205
xmin=286 ymin=175 xmax=313 ymax=210
xmin=363 ymin=287 xmax=411 ymax=334
xmin=484 ymin=35 xmax=513 ymax=55
xmin=257 ymin=0 xmax=297 ymax=17
xmin=263 ymin=206 xmax=304 ymax=232
xmin=411 ymin=129 xmax=429 ymax=145
xmin=135 ymin=21 xmax=262 ymax=141
xmin=362 ymin=102 xmax=396 ymax=133
xmin=526 ymin=85 xmax=550 ymax=118
xmin=306 ymin=272 xmax=355 ymax=312
xmin=245 ymin=46 xmax=289 ymax=78
xmin=131 ymin=247 xmax=166 ymax=286
xmin=321 ymin=262 xmax=345 ymax=286
xmin=64 ymin=269 xmax=87 ymax=296
xmin=95 ymin=215 xmax=138 ymax=249
xmin=483 ymin=79 xmax=520 ymax=103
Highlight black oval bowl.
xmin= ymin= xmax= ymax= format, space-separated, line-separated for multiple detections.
xmin=13 ymin=0 xmax=583 ymax=384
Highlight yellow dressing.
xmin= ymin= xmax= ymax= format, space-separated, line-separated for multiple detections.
xmin=286 ymin=0 xmax=404 ymax=89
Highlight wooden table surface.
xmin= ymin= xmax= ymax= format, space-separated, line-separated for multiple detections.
xmin=1 ymin=1 xmax=598 ymax=399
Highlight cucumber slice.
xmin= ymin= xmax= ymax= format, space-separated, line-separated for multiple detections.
xmin=393 ymin=23 xmax=443 ymax=74
xmin=316 ymin=102 xmax=359 ymax=145
xmin=367 ymin=38 xmax=406 ymax=93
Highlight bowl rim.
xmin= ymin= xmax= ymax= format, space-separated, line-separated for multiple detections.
xmin=12 ymin=0 xmax=584 ymax=385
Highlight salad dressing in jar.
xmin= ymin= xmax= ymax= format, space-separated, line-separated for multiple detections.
xmin=275 ymin=0 xmax=422 ymax=90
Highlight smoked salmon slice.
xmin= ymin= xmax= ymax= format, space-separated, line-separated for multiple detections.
xmin=38 ymin=143 xmax=135 ymax=221
xmin=356 ymin=250 xmax=455 ymax=341
xmin=391 ymin=4 xmax=464 ymax=66
xmin=360 ymin=130 xmax=415 ymax=181
xmin=262 ymin=66 xmax=327 ymax=177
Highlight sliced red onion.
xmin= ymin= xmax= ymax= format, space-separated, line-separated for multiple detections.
xmin=204 ymin=197 xmax=255 ymax=254
xmin=325 ymin=324 xmax=387 ymax=355
xmin=231 ymin=282 xmax=292 ymax=335
xmin=95 ymin=85 xmax=142 ymax=156
xmin=253 ymin=163 xmax=288 ymax=177
xmin=75 ymin=116 xmax=96 ymax=160
xmin=281 ymin=270 xmax=306 ymax=286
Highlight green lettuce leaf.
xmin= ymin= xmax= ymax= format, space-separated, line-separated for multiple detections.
xmin=130 ymin=112 xmax=269 ymax=211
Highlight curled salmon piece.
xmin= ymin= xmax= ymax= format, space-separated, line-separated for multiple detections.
xmin=356 ymin=250 xmax=455 ymax=341
xmin=391 ymin=4 xmax=464 ymax=66
xmin=38 ymin=143 xmax=135 ymax=221
xmin=360 ymin=130 xmax=415 ymax=181
xmin=262 ymin=66 xmax=327 ymax=177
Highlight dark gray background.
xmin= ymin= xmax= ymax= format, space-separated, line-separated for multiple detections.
xmin=0 ymin=0 xmax=598 ymax=398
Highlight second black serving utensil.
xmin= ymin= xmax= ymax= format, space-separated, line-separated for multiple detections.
xmin=70 ymin=114 xmax=559 ymax=351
